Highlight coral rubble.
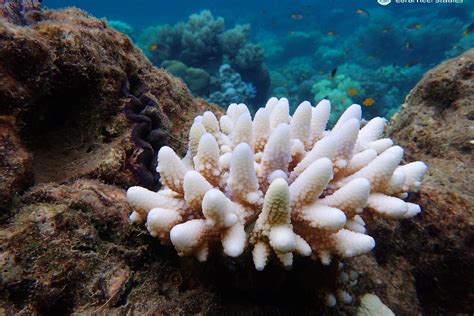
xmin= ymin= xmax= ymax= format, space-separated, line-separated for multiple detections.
xmin=128 ymin=97 xmax=427 ymax=270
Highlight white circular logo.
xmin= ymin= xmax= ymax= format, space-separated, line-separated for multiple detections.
xmin=378 ymin=0 xmax=391 ymax=5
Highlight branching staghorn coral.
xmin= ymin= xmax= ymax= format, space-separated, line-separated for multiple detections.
xmin=127 ymin=97 xmax=427 ymax=270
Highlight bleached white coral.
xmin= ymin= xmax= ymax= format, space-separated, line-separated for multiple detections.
xmin=127 ymin=97 xmax=427 ymax=270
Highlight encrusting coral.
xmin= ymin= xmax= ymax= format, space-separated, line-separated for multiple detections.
xmin=127 ymin=97 xmax=427 ymax=270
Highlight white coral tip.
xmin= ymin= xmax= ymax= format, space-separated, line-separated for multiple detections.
xmin=333 ymin=229 xmax=375 ymax=257
xmin=253 ymin=242 xmax=270 ymax=271
xmin=269 ymin=225 xmax=296 ymax=253
xmin=225 ymin=213 xmax=238 ymax=227
xmin=404 ymin=203 xmax=421 ymax=218
xmin=222 ymin=223 xmax=246 ymax=257
xmin=295 ymin=235 xmax=312 ymax=256
xmin=129 ymin=211 xmax=142 ymax=223
xmin=146 ymin=208 xmax=182 ymax=238
xmin=268 ymin=169 xmax=288 ymax=184
xmin=302 ymin=204 xmax=347 ymax=231
xmin=332 ymin=104 xmax=362 ymax=132
xmin=170 ymin=220 xmax=206 ymax=252
xmin=367 ymin=193 xmax=408 ymax=219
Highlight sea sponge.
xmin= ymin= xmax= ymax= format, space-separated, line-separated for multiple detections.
xmin=127 ymin=97 xmax=427 ymax=270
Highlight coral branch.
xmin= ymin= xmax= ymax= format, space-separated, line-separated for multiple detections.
xmin=127 ymin=97 xmax=427 ymax=270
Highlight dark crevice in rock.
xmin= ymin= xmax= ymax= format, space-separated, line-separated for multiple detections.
xmin=17 ymin=80 xmax=112 ymax=184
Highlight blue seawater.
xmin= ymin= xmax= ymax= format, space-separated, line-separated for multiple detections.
xmin=44 ymin=0 xmax=474 ymax=120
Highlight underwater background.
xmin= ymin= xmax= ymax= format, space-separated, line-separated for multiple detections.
xmin=44 ymin=0 xmax=474 ymax=122
xmin=1 ymin=1 xmax=473 ymax=315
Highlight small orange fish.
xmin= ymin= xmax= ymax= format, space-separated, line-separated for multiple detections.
xmin=406 ymin=23 xmax=422 ymax=30
xmin=363 ymin=98 xmax=376 ymax=107
xmin=291 ymin=13 xmax=304 ymax=20
xmin=149 ymin=43 xmax=159 ymax=51
xmin=356 ymin=8 xmax=369 ymax=17
xmin=348 ymin=88 xmax=358 ymax=97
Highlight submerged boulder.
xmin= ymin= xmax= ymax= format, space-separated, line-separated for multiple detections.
xmin=0 ymin=8 xmax=219 ymax=205
xmin=385 ymin=48 xmax=474 ymax=314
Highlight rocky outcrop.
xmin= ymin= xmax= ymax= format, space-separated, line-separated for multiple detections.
xmin=0 ymin=8 xmax=219 ymax=209
xmin=384 ymin=48 xmax=474 ymax=314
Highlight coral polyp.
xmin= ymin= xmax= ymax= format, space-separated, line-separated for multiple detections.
xmin=127 ymin=97 xmax=427 ymax=270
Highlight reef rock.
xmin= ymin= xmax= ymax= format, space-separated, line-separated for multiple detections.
xmin=383 ymin=48 xmax=474 ymax=314
xmin=0 ymin=8 xmax=219 ymax=199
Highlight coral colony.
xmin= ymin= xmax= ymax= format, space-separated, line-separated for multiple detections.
xmin=127 ymin=98 xmax=427 ymax=270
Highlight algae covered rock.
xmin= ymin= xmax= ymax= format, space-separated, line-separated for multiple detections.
xmin=0 ymin=180 xmax=220 ymax=314
xmin=384 ymin=48 xmax=474 ymax=314
xmin=0 ymin=8 xmax=219 ymax=194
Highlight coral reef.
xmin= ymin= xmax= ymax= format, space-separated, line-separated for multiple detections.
xmin=127 ymin=97 xmax=427 ymax=270
xmin=260 ymin=5 xmax=471 ymax=121
xmin=312 ymin=74 xmax=365 ymax=124
xmin=0 ymin=116 xmax=32 ymax=213
xmin=220 ymin=23 xmax=250 ymax=56
xmin=0 ymin=6 xmax=472 ymax=315
xmin=208 ymin=64 xmax=256 ymax=107
xmin=138 ymin=10 xmax=269 ymax=108
xmin=161 ymin=60 xmax=211 ymax=97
